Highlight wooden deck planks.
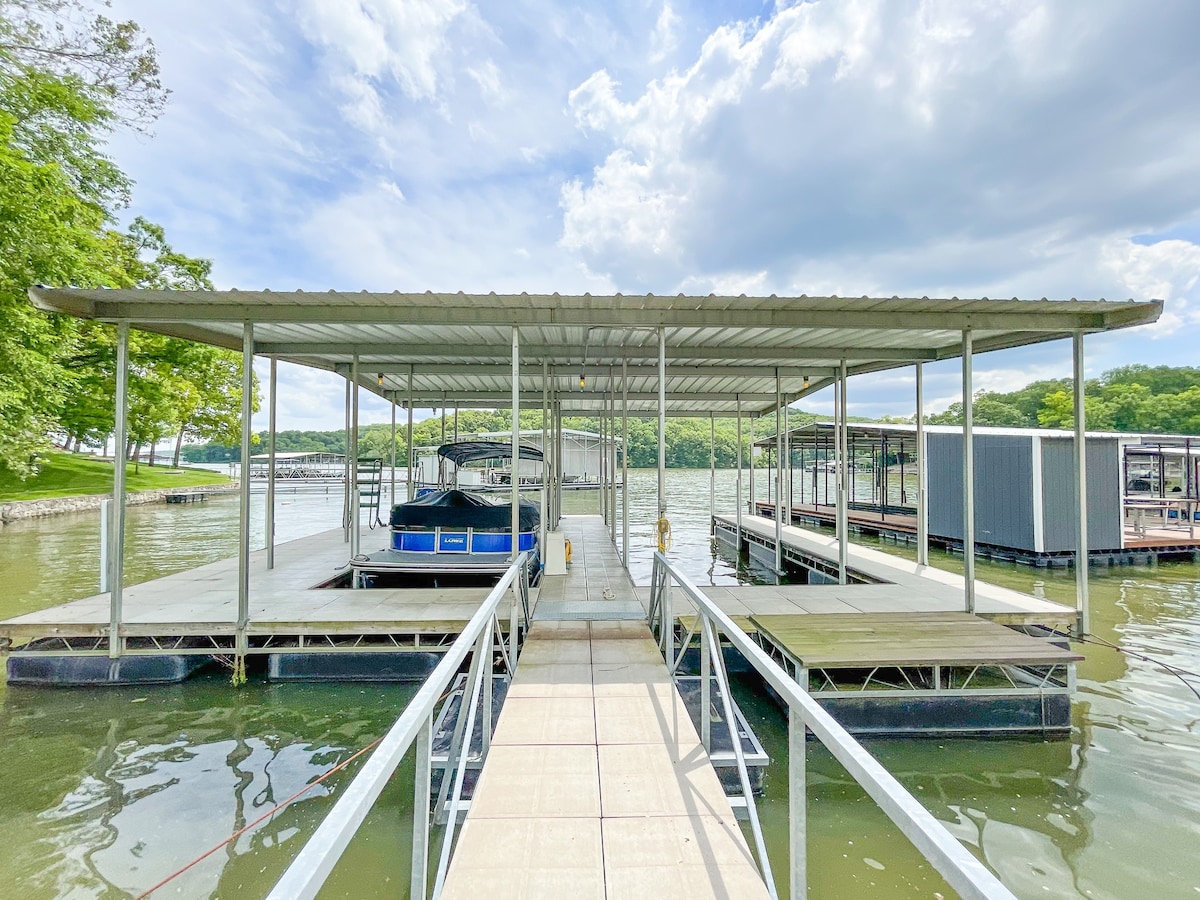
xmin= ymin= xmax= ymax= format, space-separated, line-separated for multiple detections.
xmin=751 ymin=612 xmax=1082 ymax=668
xmin=441 ymin=620 xmax=769 ymax=900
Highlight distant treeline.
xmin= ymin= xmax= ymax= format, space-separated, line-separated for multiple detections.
xmin=183 ymin=364 xmax=1200 ymax=468
xmin=928 ymin=364 xmax=1200 ymax=433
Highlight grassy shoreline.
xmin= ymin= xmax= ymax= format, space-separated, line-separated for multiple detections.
xmin=0 ymin=451 xmax=232 ymax=503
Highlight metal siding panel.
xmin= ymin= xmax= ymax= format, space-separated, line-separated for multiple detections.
xmin=928 ymin=434 xmax=1034 ymax=550
xmin=975 ymin=436 xmax=1035 ymax=551
xmin=928 ymin=433 xmax=962 ymax=540
xmin=1041 ymin=438 xmax=1122 ymax=552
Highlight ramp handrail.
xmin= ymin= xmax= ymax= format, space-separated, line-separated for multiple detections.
xmin=267 ymin=551 xmax=532 ymax=900
xmin=649 ymin=551 xmax=1017 ymax=900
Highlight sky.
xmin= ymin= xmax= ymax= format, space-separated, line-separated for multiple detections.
xmin=102 ymin=0 xmax=1200 ymax=433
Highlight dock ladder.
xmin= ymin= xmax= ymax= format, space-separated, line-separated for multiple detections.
xmin=357 ymin=457 xmax=384 ymax=526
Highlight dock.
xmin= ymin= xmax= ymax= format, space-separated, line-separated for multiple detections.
xmin=442 ymin=619 xmax=769 ymax=899
xmin=755 ymin=498 xmax=1200 ymax=566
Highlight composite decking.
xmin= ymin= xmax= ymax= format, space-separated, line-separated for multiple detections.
xmin=442 ymin=524 xmax=771 ymax=899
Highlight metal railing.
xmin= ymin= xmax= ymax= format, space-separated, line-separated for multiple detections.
xmin=267 ymin=552 xmax=533 ymax=900
xmin=648 ymin=551 xmax=1017 ymax=900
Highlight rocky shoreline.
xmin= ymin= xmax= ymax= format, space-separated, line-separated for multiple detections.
xmin=0 ymin=486 xmax=238 ymax=524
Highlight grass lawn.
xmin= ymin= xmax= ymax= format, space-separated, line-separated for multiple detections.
xmin=0 ymin=451 xmax=232 ymax=502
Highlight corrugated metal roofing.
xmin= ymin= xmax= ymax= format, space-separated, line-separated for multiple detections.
xmin=27 ymin=288 xmax=1162 ymax=416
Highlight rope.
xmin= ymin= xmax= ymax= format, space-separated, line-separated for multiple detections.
xmin=656 ymin=515 xmax=672 ymax=552
xmin=1047 ymin=628 xmax=1200 ymax=703
xmin=132 ymin=736 xmax=385 ymax=899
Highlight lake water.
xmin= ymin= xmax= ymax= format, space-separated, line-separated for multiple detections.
xmin=1 ymin=469 xmax=1198 ymax=898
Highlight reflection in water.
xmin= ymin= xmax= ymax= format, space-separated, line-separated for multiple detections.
xmin=0 ymin=679 xmax=416 ymax=899
xmin=2 ymin=469 xmax=1200 ymax=897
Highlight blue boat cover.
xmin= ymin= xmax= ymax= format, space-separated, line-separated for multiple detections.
xmin=389 ymin=489 xmax=540 ymax=532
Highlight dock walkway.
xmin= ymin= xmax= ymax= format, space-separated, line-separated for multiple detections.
xmin=714 ymin=513 xmax=1076 ymax=627
xmin=442 ymin=620 xmax=768 ymax=899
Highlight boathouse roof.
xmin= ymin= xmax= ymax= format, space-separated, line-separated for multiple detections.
xmin=27 ymin=289 xmax=1162 ymax=417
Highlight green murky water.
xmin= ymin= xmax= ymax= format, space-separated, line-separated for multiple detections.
xmin=1 ymin=470 xmax=1198 ymax=898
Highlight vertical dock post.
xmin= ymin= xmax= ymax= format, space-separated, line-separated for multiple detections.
xmin=915 ymin=362 xmax=929 ymax=566
xmin=342 ymin=375 xmax=351 ymax=542
xmin=1073 ymin=331 xmax=1090 ymax=635
xmin=406 ymin=365 xmax=415 ymax=500
xmin=748 ymin=413 xmax=755 ymax=513
xmin=709 ymin=413 xmax=716 ymax=537
xmin=736 ymin=396 xmax=743 ymax=550
xmin=411 ymin=715 xmax=432 ymax=900
xmin=610 ymin=370 xmax=617 ymax=543
xmin=108 ymin=322 xmax=129 ymax=659
xmin=622 ymin=357 xmax=630 ymax=567
xmin=775 ymin=369 xmax=783 ymax=575
xmin=789 ymin=706 xmax=807 ymax=900
xmin=658 ymin=326 xmax=666 ymax=529
xmin=838 ymin=359 xmax=848 ymax=585
xmin=962 ymin=329 xmax=976 ymax=614
xmin=237 ymin=322 xmax=254 ymax=671
xmin=541 ymin=359 xmax=549 ymax=558
xmin=350 ymin=354 xmax=360 ymax=559
xmin=267 ymin=357 xmax=277 ymax=570
xmin=511 ymin=326 xmax=520 ymax=559
xmin=390 ymin=393 xmax=397 ymax=504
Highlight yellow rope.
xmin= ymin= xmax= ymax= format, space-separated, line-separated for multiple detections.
xmin=656 ymin=515 xmax=672 ymax=552
xmin=229 ymin=655 xmax=247 ymax=687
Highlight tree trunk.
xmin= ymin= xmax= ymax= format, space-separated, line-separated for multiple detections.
xmin=173 ymin=426 xmax=185 ymax=468
xmin=132 ymin=441 xmax=141 ymax=474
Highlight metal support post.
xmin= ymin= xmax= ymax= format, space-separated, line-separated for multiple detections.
xmin=710 ymin=413 xmax=716 ymax=536
xmin=1073 ymin=332 xmax=1090 ymax=635
xmin=99 ymin=498 xmax=110 ymax=593
xmin=406 ymin=366 xmax=415 ymax=501
xmin=108 ymin=322 xmax=129 ymax=658
xmin=749 ymin=413 xmax=756 ymax=513
xmin=511 ymin=327 xmax=520 ymax=559
xmin=610 ymin=373 xmax=617 ymax=544
xmin=237 ymin=323 xmax=254 ymax=657
xmin=962 ymin=329 xmax=976 ymax=614
xmin=411 ymin=715 xmax=432 ymax=900
xmin=700 ymin=613 xmax=711 ymax=751
xmin=658 ymin=327 xmax=667 ymax=524
xmin=351 ymin=354 xmax=360 ymax=559
xmin=622 ymin=358 xmax=630 ymax=567
xmin=343 ymin=376 xmax=351 ymax=542
xmin=915 ymin=362 xmax=929 ymax=566
xmin=541 ymin=359 xmax=548 ymax=557
xmin=736 ymin=397 xmax=743 ymax=549
xmin=267 ymin=357 xmax=277 ymax=569
xmin=789 ymin=706 xmax=807 ymax=900
xmin=775 ymin=369 xmax=783 ymax=575
xmin=390 ymin=393 xmax=397 ymax=504
xmin=838 ymin=359 xmax=848 ymax=585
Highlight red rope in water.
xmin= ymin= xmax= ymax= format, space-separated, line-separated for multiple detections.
xmin=133 ymin=736 xmax=384 ymax=900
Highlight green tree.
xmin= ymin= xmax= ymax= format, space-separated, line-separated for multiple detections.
xmin=0 ymin=0 xmax=166 ymax=474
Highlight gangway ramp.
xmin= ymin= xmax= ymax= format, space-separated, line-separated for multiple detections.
xmin=441 ymin=619 xmax=770 ymax=899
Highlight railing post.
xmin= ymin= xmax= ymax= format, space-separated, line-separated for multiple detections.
xmin=662 ymin=573 xmax=673 ymax=664
xmin=412 ymin=714 xmax=432 ymax=900
xmin=700 ymin=611 xmax=712 ymax=752
xmin=789 ymin=706 xmax=807 ymax=900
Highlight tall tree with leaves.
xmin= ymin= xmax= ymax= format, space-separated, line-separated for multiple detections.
xmin=0 ymin=0 xmax=166 ymax=474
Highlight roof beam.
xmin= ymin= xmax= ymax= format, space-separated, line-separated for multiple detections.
xmin=263 ymin=342 xmax=942 ymax=361
xmin=66 ymin=297 xmax=1120 ymax=331
xmin=339 ymin=364 xmax=839 ymax=378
